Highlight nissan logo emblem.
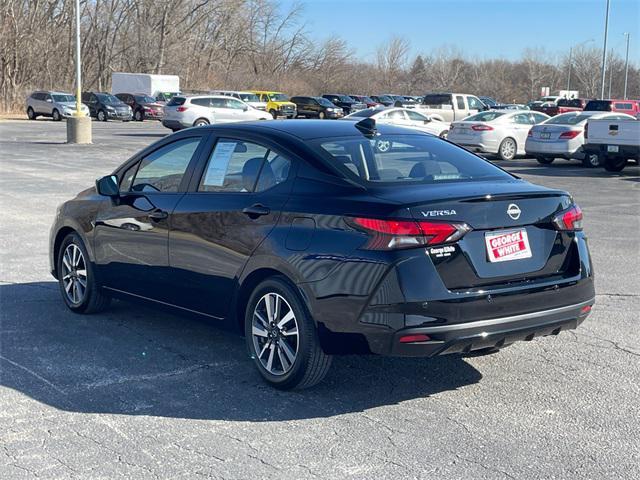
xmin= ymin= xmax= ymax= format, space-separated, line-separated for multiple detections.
xmin=507 ymin=203 xmax=521 ymax=220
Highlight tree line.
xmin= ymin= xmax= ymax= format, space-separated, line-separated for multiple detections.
xmin=1 ymin=0 xmax=638 ymax=112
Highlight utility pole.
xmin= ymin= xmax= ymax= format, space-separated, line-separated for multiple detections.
xmin=608 ymin=50 xmax=613 ymax=99
xmin=600 ymin=0 xmax=610 ymax=99
xmin=75 ymin=0 xmax=82 ymax=117
xmin=623 ymin=33 xmax=630 ymax=99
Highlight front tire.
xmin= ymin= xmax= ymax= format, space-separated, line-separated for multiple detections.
xmin=318 ymin=111 xmax=326 ymax=119
xmin=603 ymin=157 xmax=627 ymax=172
xmin=269 ymin=109 xmax=278 ymax=119
xmin=57 ymin=233 xmax=110 ymax=314
xmin=498 ymin=137 xmax=517 ymax=161
xmin=245 ymin=277 xmax=332 ymax=390
xmin=582 ymin=153 xmax=601 ymax=168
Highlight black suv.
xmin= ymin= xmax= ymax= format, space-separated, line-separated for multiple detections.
xmin=322 ymin=94 xmax=367 ymax=115
xmin=81 ymin=92 xmax=132 ymax=122
xmin=115 ymin=93 xmax=164 ymax=121
xmin=290 ymin=96 xmax=344 ymax=119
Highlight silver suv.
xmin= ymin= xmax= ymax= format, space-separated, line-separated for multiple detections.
xmin=210 ymin=91 xmax=268 ymax=111
xmin=162 ymin=95 xmax=271 ymax=131
xmin=26 ymin=91 xmax=89 ymax=121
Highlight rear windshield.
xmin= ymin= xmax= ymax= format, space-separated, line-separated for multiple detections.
xmin=166 ymin=96 xmax=186 ymax=106
xmin=315 ymin=134 xmax=512 ymax=185
xmin=347 ymin=107 xmax=384 ymax=118
xmin=545 ymin=113 xmax=592 ymax=125
xmin=422 ymin=94 xmax=452 ymax=106
xmin=585 ymin=100 xmax=610 ymax=111
xmin=464 ymin=111 xmax=506 ymax=122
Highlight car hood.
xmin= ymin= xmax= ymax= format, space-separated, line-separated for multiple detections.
xmin=59 ymin=101 xmax=88 ymax=108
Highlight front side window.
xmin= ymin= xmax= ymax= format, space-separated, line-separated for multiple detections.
xmin=406 ymin=110 xmax=428 ymax=121
xmin=226 ymin=98 xmax=246 ymax=109
xmin=199 ymin=140 xmax=290 ymax=193
xmin=316 ymin=134 xmax=512 ymax=185
xmin=381 ymin=110 xmax=406 ymax=120
xmin=512 ymin=113 xmax=532 ymax=125
xmin=131 ymin=137 xmax=201 ymax=193
xmin=52 ymin=94 xmax=75 ymax=103
xmin=456 ymin=96 xmax=465 ymax=109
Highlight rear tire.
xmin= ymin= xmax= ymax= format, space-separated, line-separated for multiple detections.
xmin=536 ymin=156 xmax=554 ymax=165
xmin=245 ymin=277 xmax=332 ymax=390
xmin=134 ymin=109 xmax=144 ymax=121
xmin=52 ymin=109 xmax=61 ymax=121
xmin=603 ymin=157 xmax=627 ymax=172
xmin=57 ymin=232 xmax=111 ymax=314
xmin=581 ymin=153 xmax=601 ymax=168
xmin=27 ymin=107 xmax=36 ymax=120
xmin=97 ymin=110 xmax=107 ymax=122
xmin=498 ymin=137 xmax=517 ymax=160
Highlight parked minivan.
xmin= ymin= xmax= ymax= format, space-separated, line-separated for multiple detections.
xmin=26 ymin=91 xmax=89 ymax=121
xmin=162 ymin=95 xmax=271 ymax=131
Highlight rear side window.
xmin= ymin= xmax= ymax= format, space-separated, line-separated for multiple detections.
xmin=131 ymin=137 xmax=201 ymax=193
xmin=315 ymin=134 xmax=512 ymax=185
xmin=166 ymin=96 xmax=186 ymax=107
xmin=614 ymin=103 xmax=633 ymax=110
xmin=455 ymin=96 xmax=465 ymax=109
xmin=191 ymin=98 xmax=210 ymax=107
xmin=198 ymin=140 xmax=290 ymax=193
xmin=422 ymin=94 xmax=452 ymax=107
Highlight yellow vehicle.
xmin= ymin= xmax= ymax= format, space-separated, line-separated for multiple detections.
xmin=251 ymin=91 xmax=297 ymax=119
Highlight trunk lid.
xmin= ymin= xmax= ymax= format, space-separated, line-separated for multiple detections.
xmin=370 ymin=180 xmax=577 ymax=290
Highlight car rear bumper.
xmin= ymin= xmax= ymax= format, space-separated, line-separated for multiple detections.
xmin=525 ymin=140 xmax=581 ymax=158
xmin=388 ymin=299 xmax=593 ymax=356
xmin=583 ymin=143 xmax=640 ymax=160
xmin=162 ymin=119 xmax=189 ymax=130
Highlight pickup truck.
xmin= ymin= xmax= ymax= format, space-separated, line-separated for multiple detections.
xmin=583 ymin=118 xmax=640 ymax=172
xmin=539 ymin=98 xmax=586 ymax=116
xmin=414 ymin=93 xmax=487 ymax=122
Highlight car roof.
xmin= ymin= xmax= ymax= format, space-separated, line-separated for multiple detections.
xmin=194 ymin=119 xmax=423 ymax=140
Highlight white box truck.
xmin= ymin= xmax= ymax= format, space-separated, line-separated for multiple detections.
xmin=111 ymin=73 xmax=180 ymax=104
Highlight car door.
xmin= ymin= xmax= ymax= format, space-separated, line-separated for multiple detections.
xmin=43 ymin=93 xmax=54 ymax=115
xmin=93 ymin=134 xmax=207 ymax=300
xmin=209 ymin=97 xmax=233 ymax=123
xmin=83 ymin=93 xmax=99 ymax=117
xmin=378 ymin=109 xmax=408 ymax=126
xmin=511 ymin=113 xmax=534 ymax=153
xmin=167 ymin=136 xmax=294 ymax=319
xmin=225 ymin=97 xmax=250 ymax=121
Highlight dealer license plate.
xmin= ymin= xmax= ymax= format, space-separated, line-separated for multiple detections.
xmin=607 ymin=145 xmax=619 ymax=153
xmin=485 ymin=228 xmax=532 ymax=263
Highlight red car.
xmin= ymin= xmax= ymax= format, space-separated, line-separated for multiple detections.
xmin=584 ymin=99 xmax=640 ymax=117
xmin=348 ymin=95 xmax=380 ymax=108
xmin=540 ymin=98 xmax=586 ymax=117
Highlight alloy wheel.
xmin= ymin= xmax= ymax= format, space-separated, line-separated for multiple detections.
xmin=251 ymin=292 xmax=299 ymax=376
xmin=588 ymin=154 xmax=600 ymax=167
xmin=500 ymin=138 xmax=516 ymax=160
xmin=61 ymin=244 xmax=87 ymax=305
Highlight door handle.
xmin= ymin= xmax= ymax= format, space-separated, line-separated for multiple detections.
xmin=148 ymin=209 xmax=168 ymax=220
xmin=242 ymin=204 xmax=270 ymax=218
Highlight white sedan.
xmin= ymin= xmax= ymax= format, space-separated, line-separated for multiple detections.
xmin=525 ymin=111 xmax=636 ymax=167
xmin=344 ymin=107 xmax=450 ymax=148
xmin=448 ymin=110 xmax=549 ymax=160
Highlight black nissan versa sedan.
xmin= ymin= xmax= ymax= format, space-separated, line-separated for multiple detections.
xmin=49 ymin=119 xmax=595 ymax=389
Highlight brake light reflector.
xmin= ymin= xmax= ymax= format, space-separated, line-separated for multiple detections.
xmin=553 ymin=204 xmax=583 ymax=231
xmin=176 ymin=106 xmax=188 ymax=112
xmin=471 ymin=124 xmax=493 ymax=131
xmin=559 ymin=130 xmax=581 ymax=139
xmin=399 ymin=334 xmax=431 ymax=343
xmin=349 ymin=217 xmax=471 ymax=250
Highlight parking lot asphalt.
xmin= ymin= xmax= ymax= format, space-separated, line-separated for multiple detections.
xmin=1 ymin=119 xmax=639 ymax=480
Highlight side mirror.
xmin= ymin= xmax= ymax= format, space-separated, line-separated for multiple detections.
xmin=423 ymin=115 xmax=432 ymax=123
xmin=96 ymin=175 xmax=119 ymax=197
xmin=243 ymin=106 xmax=248 ymax=111
xmin=46 ymin=98 xmax=52 ymax=103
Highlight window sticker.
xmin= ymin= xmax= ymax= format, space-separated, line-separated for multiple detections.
xmin=203 ymin=142 xmax=236 ymax=187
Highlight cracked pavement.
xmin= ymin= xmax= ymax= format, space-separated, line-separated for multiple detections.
xmin=1 ymin=120 xmax=639 ymax=479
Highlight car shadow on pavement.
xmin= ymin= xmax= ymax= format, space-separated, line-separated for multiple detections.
xmin=0 ymin=281 xmax=482 ymax=421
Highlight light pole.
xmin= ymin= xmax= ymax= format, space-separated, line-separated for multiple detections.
xmin=599 ymin=0 xmax=610 ymax=99
xmin=623 ymin=33 xmax=630 ymax=99
xmin=67 ymin=0 xmax=91 ymax=144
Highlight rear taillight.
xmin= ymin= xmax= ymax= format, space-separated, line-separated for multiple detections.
xmin=553 ymin=204 xmax=583 ymax=231
xmin=559 ymin=130 xmax=581 ymax=139
xmin=176 ymin=106 xmax=188 ymax=112
xmin=349 ymin=217 xmax=471 ymax=250
xmin=471 ymin=124 xmax=493 ymax=131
